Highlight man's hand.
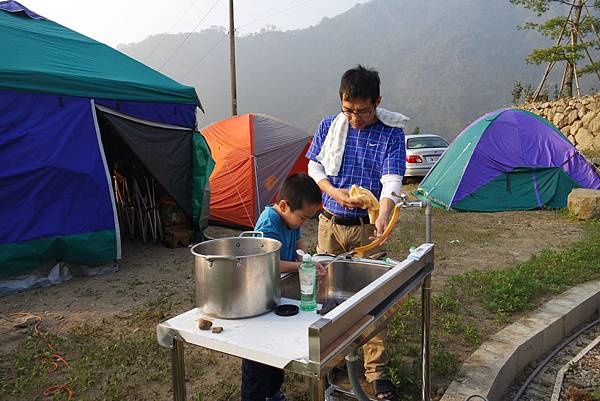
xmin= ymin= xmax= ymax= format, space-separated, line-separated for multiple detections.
xmin=332 ymin=188 xmax=364 ymax=209
xmin=374 ymin=214 xmax=389 ymax=237
xmin=316 ymin=179 xmax=364 ymax=209
xmin=369 ymin=198 xmax=396 ymax=243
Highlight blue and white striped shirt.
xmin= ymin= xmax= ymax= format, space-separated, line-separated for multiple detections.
xmin=306 ymin=115 xmax=406 ymax=218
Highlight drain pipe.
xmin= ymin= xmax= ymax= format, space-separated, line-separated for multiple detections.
xmin=345 ymin=348 xmax=372 ymax=401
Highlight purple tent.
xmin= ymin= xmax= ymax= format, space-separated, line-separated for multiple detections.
xmin=416 ymin=108 xmax=600 ymax=211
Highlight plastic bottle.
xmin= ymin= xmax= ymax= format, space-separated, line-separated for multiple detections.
xmin=299 ymin=254 xmax=317 ymax=311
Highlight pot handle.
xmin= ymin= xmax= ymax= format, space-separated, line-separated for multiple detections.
xmin=203 ymin=255 xmax=241 ymax=269
xmin=239 ymin=231 xmax=264 ymax=238
xmin=203 ymin=255 xmax=238 ymax=263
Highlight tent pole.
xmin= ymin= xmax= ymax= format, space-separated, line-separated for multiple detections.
xmin=229 ymin=0 xmax=238 ymax=116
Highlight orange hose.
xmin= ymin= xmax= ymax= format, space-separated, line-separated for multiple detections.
xmin=22 ymin=314 xmax=76 ymax=400
xmin=43 ymin=384 xmax=73 ymax=400
xmin=352 ymin=203 xmax=401 ymax=257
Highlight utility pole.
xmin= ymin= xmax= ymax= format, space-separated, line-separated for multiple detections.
xmin=229 ymin=0 xmax=238 ymax=116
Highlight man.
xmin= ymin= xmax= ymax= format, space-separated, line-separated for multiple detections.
xmin=306 ymin=65 xmax=407 ymax=400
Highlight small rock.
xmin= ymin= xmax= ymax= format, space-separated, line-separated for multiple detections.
xmin=198 ymin=318 xmax=213 ymax=330
xmin=211 ymin=326 xmax=223 ymax=334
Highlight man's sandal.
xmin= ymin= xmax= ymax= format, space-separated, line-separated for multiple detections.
xmin=372 ymin=379 xmax=398 ymax=401
xmin=266 ymin=390 xmax=289 ymax=401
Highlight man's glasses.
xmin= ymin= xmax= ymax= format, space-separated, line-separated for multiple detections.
xmin=341 ymin=107 xmax=374 ymax=118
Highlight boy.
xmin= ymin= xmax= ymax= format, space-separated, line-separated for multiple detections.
xmin=241 ymin=173 xmax=323 ymax=401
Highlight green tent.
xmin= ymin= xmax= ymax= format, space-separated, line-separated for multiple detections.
xmin=0 ymin=1 xmax=214 ymax=282
xmin=416 ymin=108 xmax=600 ymax=211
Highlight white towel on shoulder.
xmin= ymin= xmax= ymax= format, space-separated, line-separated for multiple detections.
xmin=316 ymin=107 xmax=410 ymax=176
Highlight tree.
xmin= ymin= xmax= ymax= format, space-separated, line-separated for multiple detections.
xmin=512 ymin=80 xmax=524 ymax=103
xmin=523 ymin=84 xmax=535 ymax=102
xmin=412 ymin=126 xmax=421 ymax=135
xmin=510 ymin=0 xmax=600 ymax=99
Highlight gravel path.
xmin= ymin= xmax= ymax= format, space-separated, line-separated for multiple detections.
xmin=561 ymin=340 xmax=600 ymax=401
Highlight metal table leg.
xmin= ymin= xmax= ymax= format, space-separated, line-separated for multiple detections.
xmin=309 ymin=376 xmax=326 ymax=401
xmin=421 ymin=275 xmax=432 ymax=401
xmin=172 ymin=338 xmax=187 ymax=401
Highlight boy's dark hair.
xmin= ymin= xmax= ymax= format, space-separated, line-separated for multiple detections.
xmin=277 ymin=173 xmax=322 ymax=211
xmin=339 ymin=65 xmax=380 ymax=104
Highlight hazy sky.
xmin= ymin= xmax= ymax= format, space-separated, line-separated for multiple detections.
xmin=24 ymin=0 xmax=365 ymax=47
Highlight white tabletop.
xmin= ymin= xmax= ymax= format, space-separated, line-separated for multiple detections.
xmin=157 ymin=298 xmax=322 ymax=369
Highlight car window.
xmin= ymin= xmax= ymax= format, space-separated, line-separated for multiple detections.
xmin=406 ymin=136 xmax=448 ymax=149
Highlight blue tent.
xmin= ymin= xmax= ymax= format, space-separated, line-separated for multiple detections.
xmin=0 ymin=1 xmax=213 ymax=278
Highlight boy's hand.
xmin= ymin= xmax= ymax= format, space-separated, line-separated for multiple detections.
xmin=316 ymin=262 xmax=327 ymax=280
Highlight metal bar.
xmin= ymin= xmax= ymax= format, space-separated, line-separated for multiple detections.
xmin=582 ymin=44 xmax=600 ymax=81
xmin=421 ymin=274 xmax=432 ymax=401
xmin=573 ymin=59 xmax=582 ymax=96
xmin=559 ymin=60 xmax=569 ymax=95
xmin=424 ymin=201 xmax=432 ymax=243
xmin=583 ymin=1 xmax=600 ymax=49
xmin=309 ymin=376 xmax=325 ymax=401
xmin=532 ymin=2 xmax=574 ymax=100
xmin=171 ymin=338 xmax=187 ymax=401
xmin=229 ymin=0 xmax=238 ymax=116
xmin=532 ymin=62 xmax=556 ymax=100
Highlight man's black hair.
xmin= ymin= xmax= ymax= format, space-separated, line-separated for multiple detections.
xmin=339 ymin=65 xmax=380 ymax=104
xmin=277 ymin=173 xmax=322 ymax=211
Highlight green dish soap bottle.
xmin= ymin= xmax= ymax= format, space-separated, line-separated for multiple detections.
xmin=299 ymin=254 xmax=317 ymax=311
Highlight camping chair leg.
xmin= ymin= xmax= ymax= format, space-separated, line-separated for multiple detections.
xmin=124 ymin=178 xmax=135 ymax=238
xmin=150 ymin=178 xmax=163 ymax=241
xmin=145 ymin=177 xmax=157 ymax=242
xmin=134 ymin=178 xmax=148 ymax=243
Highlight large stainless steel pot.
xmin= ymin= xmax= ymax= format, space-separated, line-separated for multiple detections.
xmin=190 ymin=231 xmax=281 ymax=319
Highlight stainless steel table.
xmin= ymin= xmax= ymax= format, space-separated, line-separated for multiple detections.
xmin=157 ymin=243 xmax=434 ymax=401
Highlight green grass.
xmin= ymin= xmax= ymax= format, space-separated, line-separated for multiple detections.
xmin=592 ymin=386 xmax=600 ymax=401
xmin=451 ymin=221 xmax=600 ymax=315
xmin=385 ymin=220 xmax=600 ymax=399
xmin=0 ymin=293 xmax=191 ymax=401
xmin=1 ymin=321 xmax=171 ymax=401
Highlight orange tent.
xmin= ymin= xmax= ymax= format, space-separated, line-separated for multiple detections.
xmin=202 ymin=114 xmax=311 ymax=228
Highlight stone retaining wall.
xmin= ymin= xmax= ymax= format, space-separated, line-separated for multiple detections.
xmin=520 ymin=94 xmax=600 ymax=151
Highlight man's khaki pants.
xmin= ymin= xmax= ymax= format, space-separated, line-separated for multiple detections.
xmin=316 ymin=213 xmax=389 ymax=383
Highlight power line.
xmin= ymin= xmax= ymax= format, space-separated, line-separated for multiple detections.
xmin=182 ymin=33 xmax=228 ymax=80
xmin=158 ymin=0 xmax=222 ymax=71
xmin=182 ymin=0 xmax=320 ymax=79
xmin=143 ymin=0 xmax=199 ymax=62
xmin=237 ymin=0 xmax=318 ymax=30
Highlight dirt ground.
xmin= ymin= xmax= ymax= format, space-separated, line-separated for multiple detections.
xmin=0 ymin=187 xmax=588 ymax=400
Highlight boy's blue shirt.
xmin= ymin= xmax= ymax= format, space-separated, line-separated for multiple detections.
xmin=254 ymin=206 xmax=300 ymax=262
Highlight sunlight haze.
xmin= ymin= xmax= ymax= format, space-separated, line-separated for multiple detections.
xmin=23 ymin=0 xmax=365 ymax=47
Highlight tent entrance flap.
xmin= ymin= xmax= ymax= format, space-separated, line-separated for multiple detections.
xmin=96 ymin=109 xmax=194 ymax=217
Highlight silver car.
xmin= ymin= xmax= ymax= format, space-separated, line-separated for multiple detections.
xmin=404 ymin=134 xmax=449 ymax=180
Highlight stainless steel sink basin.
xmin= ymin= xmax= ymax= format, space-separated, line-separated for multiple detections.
xmin=281 ymin=259 xmax=392 ymax=304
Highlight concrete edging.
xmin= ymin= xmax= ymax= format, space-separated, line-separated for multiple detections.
xmin=440 ymin=280 xmax=600 ymax=401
